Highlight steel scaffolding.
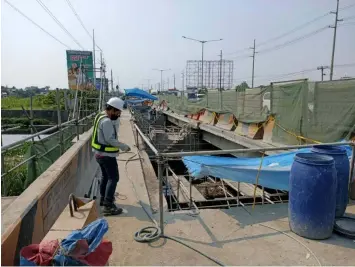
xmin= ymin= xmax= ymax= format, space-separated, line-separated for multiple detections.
xmin=186 ymin=60 xmax=234 ymax=90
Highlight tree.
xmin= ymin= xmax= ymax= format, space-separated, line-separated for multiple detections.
xmin=235 ymin=81 xmax=250 ymax=92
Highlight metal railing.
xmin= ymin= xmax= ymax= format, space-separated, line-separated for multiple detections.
xmin=1 ymin=113 xmax=96 ymax=196
xmin=1 ymin=87 xmax=98 ymax=197
xmin=133 ymin=122 xmax=355 ymax=236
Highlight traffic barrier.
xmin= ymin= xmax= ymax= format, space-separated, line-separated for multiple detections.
xmin=262 ymin=116 xmax=275 ymax=144
xmin=191 ymin=112 xmax=200 ymax=120
xmin=215 ymin=113 xmax=236 ymax=131
xmin=248 ymin=123 xmax=264 ymax=139
xmin=158 ymin=100 xmax=168 ymax=111
xmin=235 ymin=121 xmax=264 ymax=139
xmin=1 ymin=130 xmax=98 ymax=266
xmin=235 ymin=121 xmax=248 ymax=136
xmin=198 ymin=109 xmax=216 ymax=125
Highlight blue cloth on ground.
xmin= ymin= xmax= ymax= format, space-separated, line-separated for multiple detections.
xmin=53 ymin=218 xmax=109 ymax=266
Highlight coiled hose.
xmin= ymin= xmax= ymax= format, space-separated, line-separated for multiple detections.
xmin=119 ymin=151 xmax=225 ymax=266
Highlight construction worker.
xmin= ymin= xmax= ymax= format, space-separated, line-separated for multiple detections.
xmin=92 ymin=97 xmax=130 ymax=216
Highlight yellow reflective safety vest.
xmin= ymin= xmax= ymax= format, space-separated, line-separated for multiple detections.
xmin=91 ymin=113 xmax=119 ymax=153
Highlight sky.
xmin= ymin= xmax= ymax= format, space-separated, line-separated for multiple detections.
xmin=1 ymin=0 xmax=355 ymax=90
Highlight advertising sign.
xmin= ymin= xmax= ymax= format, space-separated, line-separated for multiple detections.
xmin=66 ymin=50 xmax=95 ymax=91
xmin=95 ymin=78 xmax=109 ymax=90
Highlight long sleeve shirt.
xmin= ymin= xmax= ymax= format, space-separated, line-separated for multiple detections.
xmin=93 ymin=117 xmax=128 ymax=158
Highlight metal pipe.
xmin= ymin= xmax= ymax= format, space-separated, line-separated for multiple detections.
xmin=37 ymin=144 xmax=60 ymax=160
xmin=1 ymin=126 xmax=21 ymax=133
xmin=1 ymin=113 xmax=96 ymax=152
xmin=189 ymin=175 xmax=193 ymax=209
xmin=160 ymin=142 xmax=353 ymax=158
xmin=1 ymin=155 xmax=36 ymax=178
xmin=134 ymin=123 xmax=159 ymax=155
xmin=157 ymin=156 xmax=164 ymax=235
xmin=56 ymin=88 xmax=64 ymax=155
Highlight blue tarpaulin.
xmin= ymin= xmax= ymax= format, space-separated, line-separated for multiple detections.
xmin=20 ymin=218 xmax=111 ymax=266
xmin=124 ymin=88 xmax=158 ymax=100
xmin=126 ymin=99 xmax=147 ymax=104
xmin=182 ymin=145 xmax=353 ymax=191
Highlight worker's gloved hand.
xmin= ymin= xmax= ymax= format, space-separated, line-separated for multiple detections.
xmin=120 ymin=144 xmax=131 ymax=152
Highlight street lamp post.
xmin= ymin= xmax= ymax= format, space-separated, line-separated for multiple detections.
xmin=153 ymin=69 xmax=171 ymax=93
xmin=182 ymin=36 xmax=223 ymax=90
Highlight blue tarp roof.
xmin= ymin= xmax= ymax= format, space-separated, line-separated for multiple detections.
xmin=126 ymin=99 xmax=147 ymax=104
xmin=124 ymin=88 xmax=158 ymax=100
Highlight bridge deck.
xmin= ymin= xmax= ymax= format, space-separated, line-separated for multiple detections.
xmin=105 ymin=110 xmax=355 ymax=265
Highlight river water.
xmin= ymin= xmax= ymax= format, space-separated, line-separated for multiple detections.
xmin=1 ymin=134 xmax=48 ymax=146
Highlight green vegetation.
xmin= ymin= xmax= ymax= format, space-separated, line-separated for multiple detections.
xmin=2 ymin=118 xmax=51 ymax=127
xmin=1 ymin=89 xmax=100 ymax=110
xmin=2 ymin=142 xmax=31 ymax=196
xmin=235 ymin=81 xmax=250 ymax=91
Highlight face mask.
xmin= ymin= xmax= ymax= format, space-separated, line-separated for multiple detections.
xmin=110 ymin=114 xmax=119 ymax=121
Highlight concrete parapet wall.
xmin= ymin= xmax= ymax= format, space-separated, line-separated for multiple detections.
xmin=1 ymin=128 xmax=98 ymax=266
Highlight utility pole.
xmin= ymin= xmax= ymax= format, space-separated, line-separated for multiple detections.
xmin=181 ymin=71 xmax=185 ymax=92
xmin=317 ymin=66 xmax=329 ymax=81
xmin=250 ymin=39 xmax=256 ymax=88
xmin=219 ymin=50 xmax=223 ymax=110
xmin=167 ymin=77 xmax=170 ymax=90
xmin=99 ymin=52 xmax=103 ymax=110
xmin=153 ymin=68 xmax=170 ymax=93
xmin=93 ymin=29 xmax=96 ymax=92
xmin=219 ymin=50 xmax=223 ymax=91
xmin=182 ymin=36 xmax=223 ymax=91
xmin=173 ymin=74 xmax=176 ymax=89
xmin=110 ymin=69 xmax=113 ymax=92
xmin=330 ymin=0 xmax=342 ymax=81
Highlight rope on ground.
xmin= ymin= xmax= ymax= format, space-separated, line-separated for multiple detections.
xmin=258 ymin=223 xmax=322 ymax=266
xmin=121 ymin=150 xmax=225 ymax=266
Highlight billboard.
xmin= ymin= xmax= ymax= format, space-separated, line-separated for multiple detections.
xmin=66 ymin=50 xmax=95 ymax=91
xmin=95 ymin=78 xmax=109 ymax=90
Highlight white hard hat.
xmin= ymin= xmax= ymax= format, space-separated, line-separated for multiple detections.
xmin=106 ymin=97 xmax=124 ymax=110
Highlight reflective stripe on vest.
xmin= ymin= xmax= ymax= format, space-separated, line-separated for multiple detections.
xmin=91 ymin=113 xmax=119 ymax=153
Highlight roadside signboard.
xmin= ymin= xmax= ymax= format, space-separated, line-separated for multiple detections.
xmin=95 ymin=78 xmax=109 ymax=90
xmin=66 ymin=50 xmax=95 ymax=91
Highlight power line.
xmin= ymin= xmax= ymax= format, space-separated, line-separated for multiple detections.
xmin=233 ymin=63 xmax=355 ymax=82
xmin=226 ymin=2 xmax=355 ymax=57
xmin=257 ymin=26 xmax=329 ymax=55
xmin=225 ymin=11 xmax=330 ymax=56
xmin=342 ymin=15 xmax=355 ymax=21
xmin=339 ymin=22 xmax=355 ymax=27
xmin=339 ymin=2 xmax=355 ymax=11
xmin=35 ymin=0 xmax=84 ymax=50
xmin=258 ymin=12 xmax=330 ymax=47
xmin=4 ymin=0 xmax=71 ymax=49
xmin=65 ymin=0 xmax=102 ymax=51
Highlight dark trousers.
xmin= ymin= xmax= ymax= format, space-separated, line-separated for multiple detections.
xmin=96 ymin=156 xmax=119 ymax=206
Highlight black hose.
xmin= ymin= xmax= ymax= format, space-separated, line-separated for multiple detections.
xmin=122 ymin=152 xmax=225 ymax=266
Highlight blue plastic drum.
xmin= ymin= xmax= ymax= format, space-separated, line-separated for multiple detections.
xmin=289 ymin=153 xmax=336 ymax=240
xmin=311 ymin=145 xmax=350 ymax=217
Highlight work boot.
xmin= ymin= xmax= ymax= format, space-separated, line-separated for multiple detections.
xmin=103 ymin=203 xmax=123 ymax=216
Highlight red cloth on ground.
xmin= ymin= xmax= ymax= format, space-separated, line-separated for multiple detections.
xmin=20 ymin=239 xmax=59 ymax=266
xmin=21 ymin=239 xmax=112 ymax=266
